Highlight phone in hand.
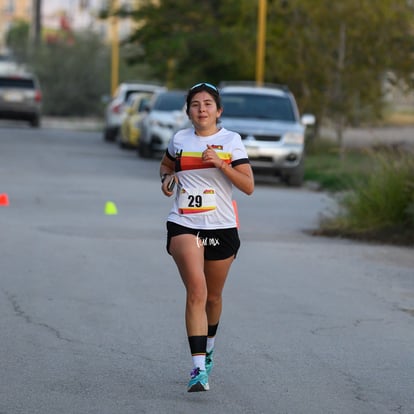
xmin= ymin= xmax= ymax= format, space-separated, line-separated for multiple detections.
xmin=167 ymin=176 xmax=176 ymax=191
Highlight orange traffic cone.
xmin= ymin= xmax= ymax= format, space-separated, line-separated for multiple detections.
xmin=0 ymin=193 xmax=10 ymax=207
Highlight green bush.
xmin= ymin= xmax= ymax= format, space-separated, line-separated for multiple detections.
xmin=31 ymin=32 xmax=110 ymax=116
xmin=5 ymin=24 xmax=154 ymax=117
xmin=318 ymin=149 xmax=414 ymax=245
xmin=341 ymin=152 xmax=414 ymax=228
xmin=304 ymin=138 xmax=373 ymax=192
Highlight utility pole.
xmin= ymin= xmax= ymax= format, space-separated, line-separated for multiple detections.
xmin=30 ymin=0 xmax=42 ymax=49
xmin=110 ymin=0 xmax=119 ymax=96
xmin=256 ymin=0 xmax=267 ymax=86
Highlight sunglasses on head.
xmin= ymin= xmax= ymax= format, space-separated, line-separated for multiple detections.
xmin=190 ymin=82 xmax=218 ymax=92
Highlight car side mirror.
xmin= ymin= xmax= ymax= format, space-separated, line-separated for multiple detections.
xmin=301 ymin=114 xmax=315 ymax=126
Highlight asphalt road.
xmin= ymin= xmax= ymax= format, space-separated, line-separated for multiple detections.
xmin=0 ymin=121 xmax=413 ymax=414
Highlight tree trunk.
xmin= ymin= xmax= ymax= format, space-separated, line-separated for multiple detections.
xmin=334 ymin=23 xmax=346 ymax=161
xmin=335 ymin=114 xmax=346 ymax=162
xmin=30 ymin=0 xmax=42 ymax=49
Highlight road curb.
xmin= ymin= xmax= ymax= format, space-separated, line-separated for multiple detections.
xmin=42 ymin=117 xmax=103 ymax=131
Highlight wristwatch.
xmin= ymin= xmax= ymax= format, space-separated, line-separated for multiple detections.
xmin=161 ymin=173 xmax=171 ymax=183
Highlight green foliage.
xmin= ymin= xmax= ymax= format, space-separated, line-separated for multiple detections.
xmin=127 ymin=0 xmax=257 ymax=87
xmin=339 ymin=151 xmax=414 ymax=229
xmin=6 ymin=0 xmax=414 ymax=124
xmin=125 ymin=0 xmax=414 ymax=131
xmin=316 ymin=148 xmax=414 ymax=244
xmin=29 ymin=32 xmax=110 ymax=116
xmin=265 ymin=0 xmax=414 ymax=123
xmin=5 ymin=20 xmax=30 ymax=62
xmin=304 ymin=139 xmax=372 ymax=191
xmin=5 ymin=19 xmax=157 ymax=116
xmin=6 ymin=23 xmax=115 ymax=116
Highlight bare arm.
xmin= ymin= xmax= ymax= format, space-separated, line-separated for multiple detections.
xmin=159 ymin=154 xmax=176 ymax=197
xmin=220 ymin=162 xmax=254 ymax=195
xmin=202 ymin=144 xmax=254 ymax=195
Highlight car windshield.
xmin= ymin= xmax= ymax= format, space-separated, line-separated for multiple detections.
xmin=0 ymin=77 xmax=35 ymax=88
xmin=221 ymin=93 xmax=295 ymax=122
xmin=154 ymin=93 xmax=184 ymax=111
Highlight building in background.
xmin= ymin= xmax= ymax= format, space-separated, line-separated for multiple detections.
xmin=0 ymin=0 xmax=31 ymax=52
xmin=0 ymin=0 xmax=141 ymax=52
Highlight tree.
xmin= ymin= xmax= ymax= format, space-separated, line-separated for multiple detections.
xmin=30 ymin=31 xmax=111 ymax=116
xmin=6 ymin=19 xmax=153 ymax=116
xmin=30 ymin=0 xmax=42 ymax=48
xmin=125 ymin=0 xmax=414 ymax=148
xmin=126 ymin=0 xmax=257 ymax=87
xmin=5 ymin=20 xmax=30 ymax=63
xmin=265 ymin=0 xmax=414 ymax=148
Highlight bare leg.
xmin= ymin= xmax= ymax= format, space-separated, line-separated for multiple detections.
xmin=169 ymin=234 xmax=208 ymax=336
xmin=204 ymin=256 xmax=234 ymax=326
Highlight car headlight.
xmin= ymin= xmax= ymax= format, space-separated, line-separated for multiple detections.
xmin=284 ymin=132 xmax=304 ymax=144
xmin=149 ymin=119 xmax=161 ymax=127
xmin=150 ymin=119 xmax=174 ymax=129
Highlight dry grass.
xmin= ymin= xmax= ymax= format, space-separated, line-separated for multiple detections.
xmin=381 ymin=106 xmax=414 ymax=126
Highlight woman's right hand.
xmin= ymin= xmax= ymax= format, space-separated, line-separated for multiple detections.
xmin=162 ymin=175 xmax=176 ymax=197
xmin=160 ymin=153 xmax=177 ymax=197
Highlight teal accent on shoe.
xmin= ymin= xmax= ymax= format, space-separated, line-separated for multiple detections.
xmin=187 ymin=367 xmax=209 ymax=392
xmin=205 ymin=349 xmax=214 ymax=375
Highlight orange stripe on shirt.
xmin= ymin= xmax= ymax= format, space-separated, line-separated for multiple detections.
xmin=179 ymin=152 xmax=231 ymax=171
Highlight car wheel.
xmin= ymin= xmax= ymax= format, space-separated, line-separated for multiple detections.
xmin=139 ymin=141 xmax=152 ymax=158
xmin=103 ymin=128 xmax=116 ymax=142
xmin=284 ymin=159 xmax=304 ymax=187
xmin=30 ymin=116 xmax=41 ymax=128
xmin=118 ymin=135 xmax=127 ymax=149
xmin=119 ymin=128 xmax=128 ymax=149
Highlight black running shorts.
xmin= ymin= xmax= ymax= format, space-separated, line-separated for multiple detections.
xmin=166 ymin=221 xmax=240 ymax=260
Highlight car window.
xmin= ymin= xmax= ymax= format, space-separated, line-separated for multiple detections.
xmin=126 ymin=93 xmax=140 ymax=107
xmin=221 ymin=93 xmax=295 ymax=122
xmin=0 ymin=77 xmax=35 ymax=88
xmin=125 ymin=90 xmax=141 ymax=102
xmin=153 ymin=93 xmax=185 ymax=111
xmin=138 ymin=98 xmax=150 ymax=112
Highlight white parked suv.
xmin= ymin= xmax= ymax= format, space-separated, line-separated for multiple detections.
xmin=219 ymin=82 xmax=315 ymax=186
xmin=103 ymin=82 xmax=165 ymax=142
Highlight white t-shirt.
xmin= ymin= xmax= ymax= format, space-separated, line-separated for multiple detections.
xmin=166 ymin=127 xmax=249 ymax=229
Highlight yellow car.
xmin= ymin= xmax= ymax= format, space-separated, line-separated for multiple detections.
xmin=119 ymin=92 xmax=152 ymax=148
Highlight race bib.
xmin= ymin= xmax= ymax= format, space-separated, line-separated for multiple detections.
xmin=178 ymin=188 xmax=216 ymax=215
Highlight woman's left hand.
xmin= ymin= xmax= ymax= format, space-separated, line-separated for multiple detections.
xmin=202 ymin=144 xmax=221 ymax=168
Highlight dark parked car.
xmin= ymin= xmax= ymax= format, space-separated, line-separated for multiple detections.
xmin=0 ymin=73 xmax=42 ymax=127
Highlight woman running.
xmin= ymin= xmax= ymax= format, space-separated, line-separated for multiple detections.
xmin=159 ymin=82 xmax=254 ymax=392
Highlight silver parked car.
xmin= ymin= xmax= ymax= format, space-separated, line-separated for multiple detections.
xmin=0 ymin=72 xmax=42 ymax=127
xmin=138 ymin=90 xmax=187 ymax=158
xmin=103 ymin=81 xmax=165 ymax=142
xmin=219 ymin=82 xmax=315 ymax=186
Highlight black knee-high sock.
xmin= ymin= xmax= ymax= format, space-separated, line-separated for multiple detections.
xmin=188 ymin=336 xmax=207 ymax=370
